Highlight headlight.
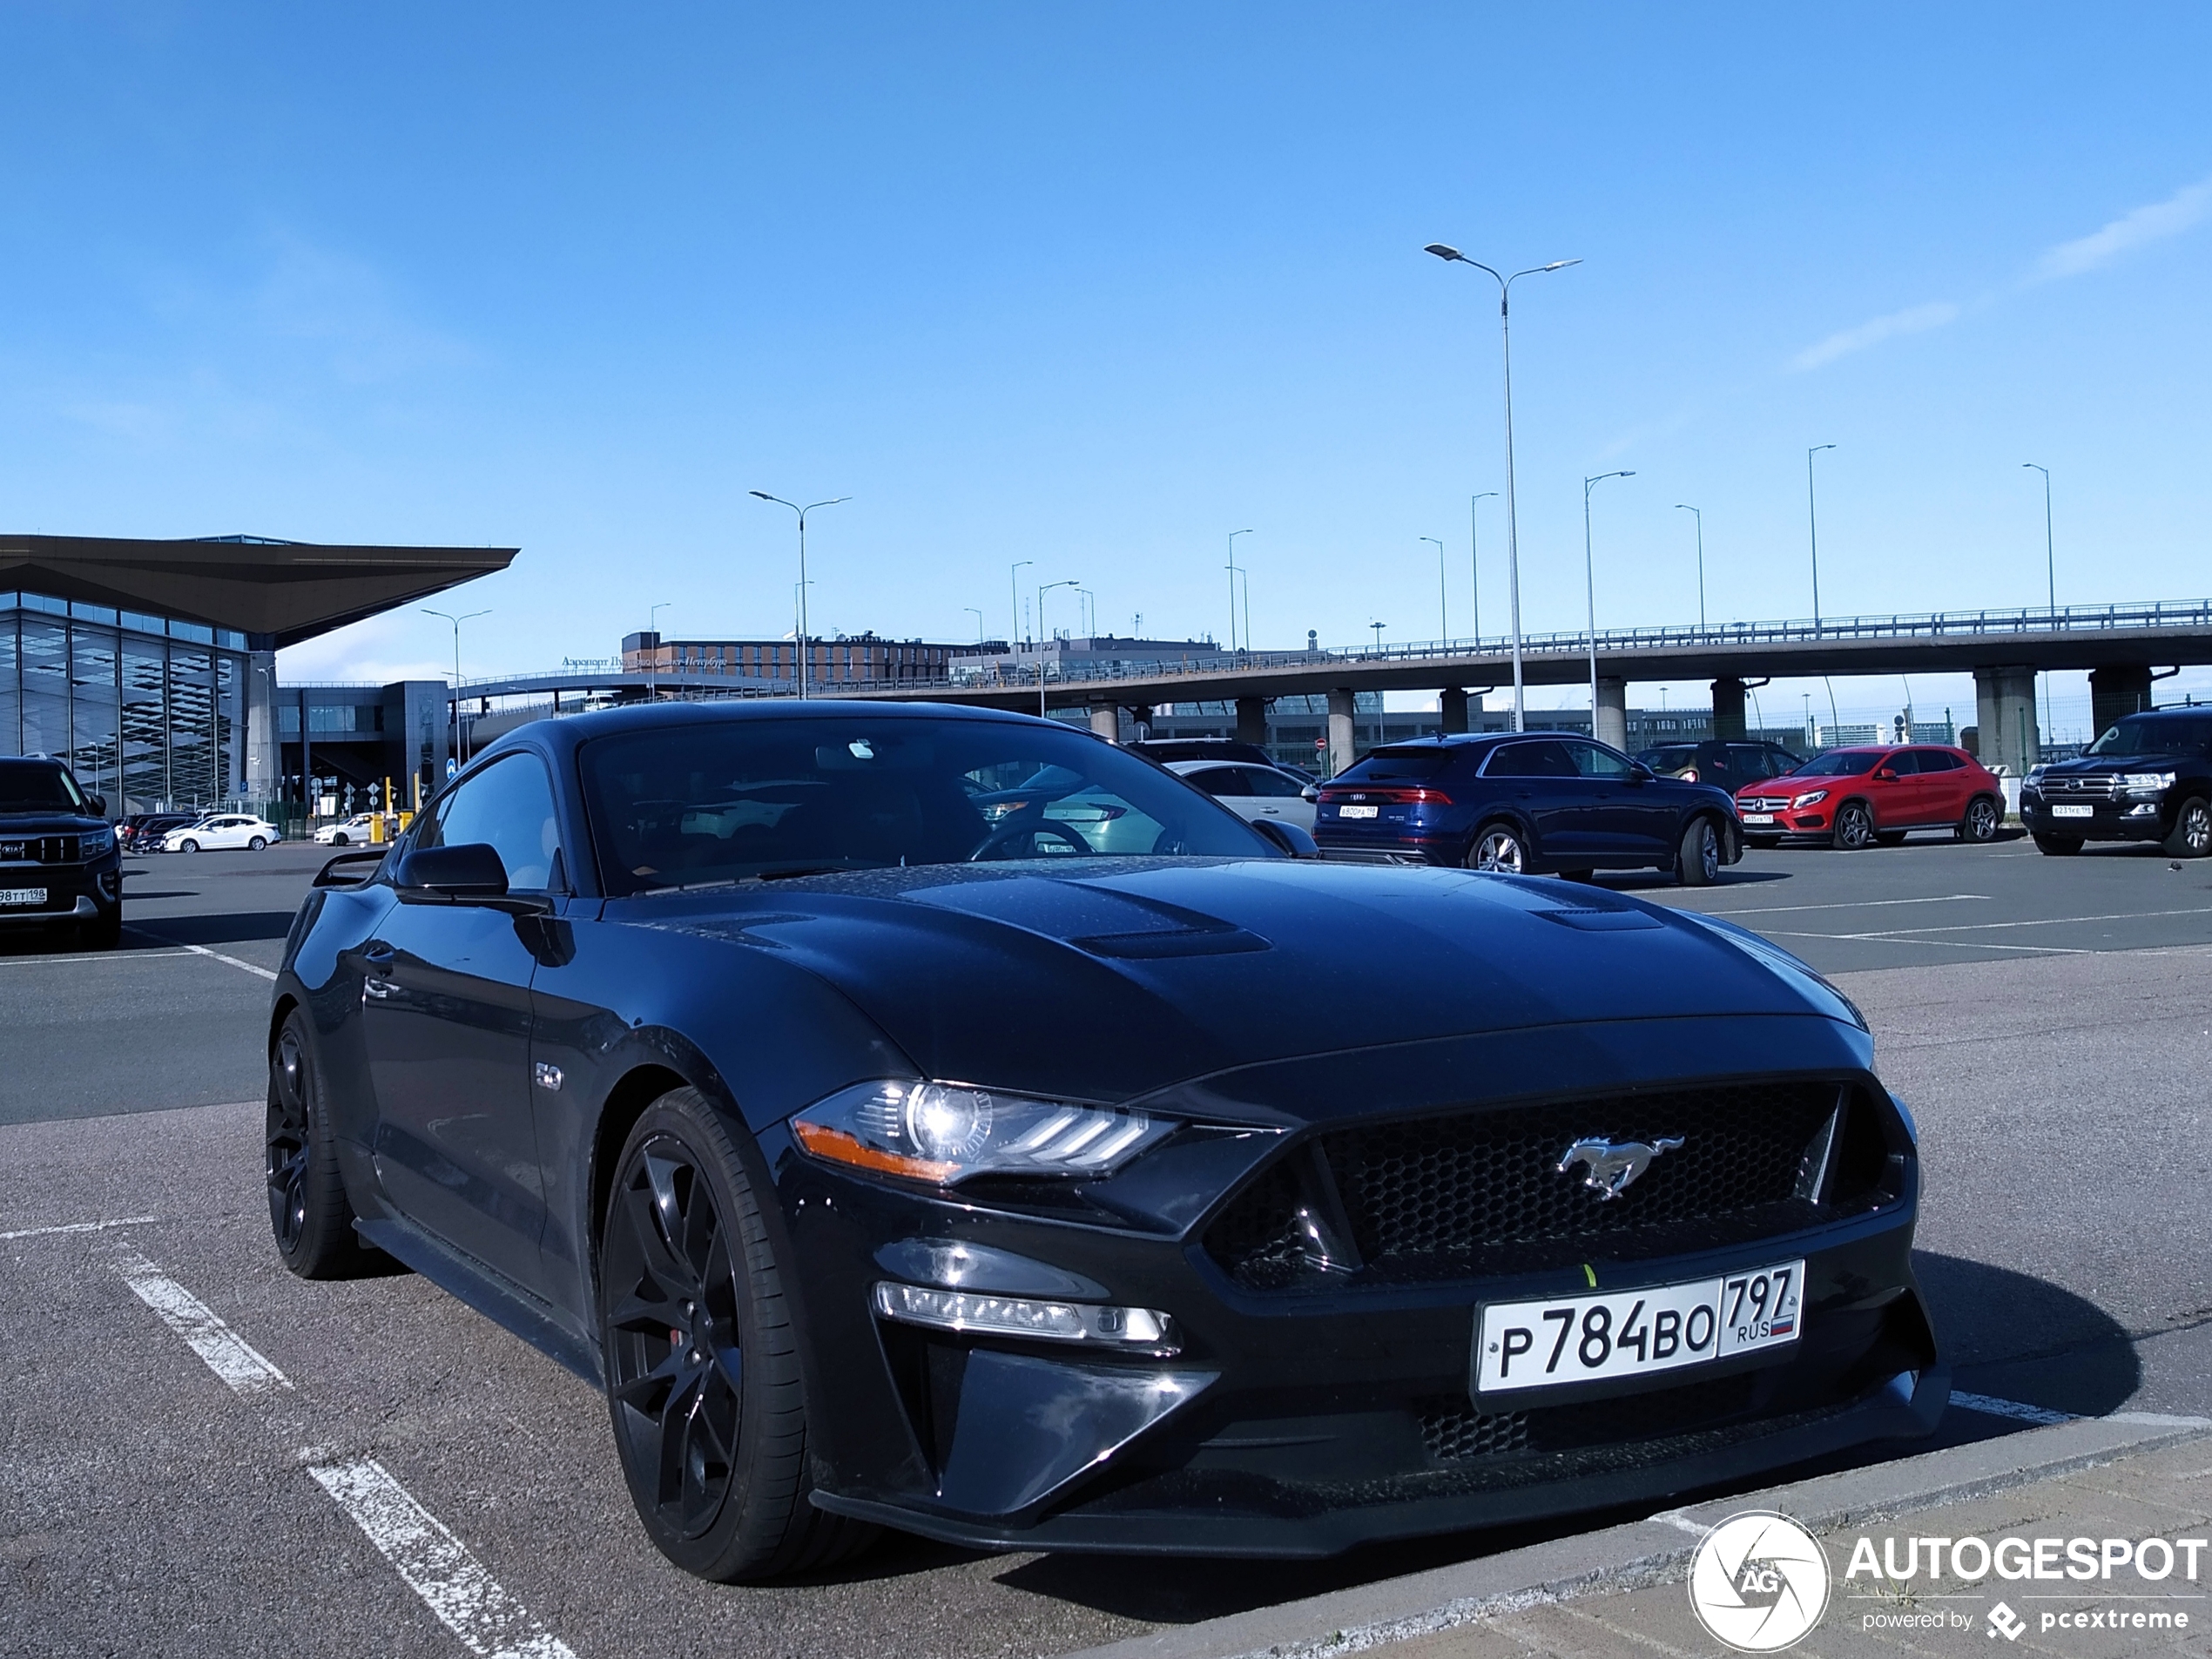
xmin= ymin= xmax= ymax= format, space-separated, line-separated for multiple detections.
xmin=792 ymin=1080 xmax=1177 ymax=1186
xmin=81 ymin=825 xmax=115 ymax=855
xmin=2122 ymin=772 xmax=2175 ymax=792
xmin=2026 ymin=765 xmax=2047 ymax=784
xmin=1795 ymin=789 xmax=1828 ymax=806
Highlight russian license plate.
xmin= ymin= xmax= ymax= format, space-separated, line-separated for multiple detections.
xmin=0 ymin=887 xmax=49 ymax=907
xmin=1474 ymin=1260 xmax=1803 ymax=1395
xmin=2051 ymin=803 xmax=2094 ymax=819
xmin=1337 ymin=804 xmax=1379 ymax=819
xmin=1740 ymin=812 xmax=1775 ymax=825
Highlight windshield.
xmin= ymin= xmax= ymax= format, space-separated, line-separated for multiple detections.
xmin=1792 ymin=750 xmax=1883 ymax=778
xmin=580 ymin=715 xmax=1271 ymax=895
xmin=2085 ymin=717 xmax=2212 ymax=759
xmin=0 ymin=760 xmax=87 ymax=813
xmin=1332 ymin=747 xmax=1452 ymax=784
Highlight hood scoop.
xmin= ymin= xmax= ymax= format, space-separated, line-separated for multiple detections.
xmin=1535 ymin=907 xmax=1664 ymax=933
xmin=1067 ymin=926 xmax=1271 ymax=960
xmin=905 ymin=873 xmax=1271 ymax=959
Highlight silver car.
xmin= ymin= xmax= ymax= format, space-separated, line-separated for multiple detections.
xmin=1167 ymin=759 xmax=1318 ymax=833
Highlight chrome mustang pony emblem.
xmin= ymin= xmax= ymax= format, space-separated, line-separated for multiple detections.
xmin=1556 ymin=1136 xmax=1684 ymax=1200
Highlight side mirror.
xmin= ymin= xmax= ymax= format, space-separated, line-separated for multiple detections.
xmin=1874 ymin=768 xmax=1897 ymax=782
xmin=395 ymin=841 xmax=511 ymax=902
xmin=1301 ymin=786 xmax=1320 ymax=803
xmin=1250 ymin=818 xmax=1322 ymax=859
xmin=87 ymin=794 xmax=108 ymax=817
xmin=1629 ymin=763 xmax=1656 ymax=784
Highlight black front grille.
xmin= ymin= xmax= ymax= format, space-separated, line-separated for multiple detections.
xmin=1207 ymin=1080 xmax=1893 ymax=1290
xmin=1420 ymin=1372 xmax=1761 ymax=1463
xmin=0 ymin=835 xmax=79 ymax=864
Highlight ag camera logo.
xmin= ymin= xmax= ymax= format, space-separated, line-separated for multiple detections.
xmin=1689 ymin=1511 xmax=1831 ymax=1651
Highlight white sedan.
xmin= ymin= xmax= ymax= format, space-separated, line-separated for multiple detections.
xmin=1168 ymin=759 xmax=1318 ymax=833
xmin=162 ymin=814 xmax=282 ymax=853
xmin=314 ymin=813 xmax=378 ymax=846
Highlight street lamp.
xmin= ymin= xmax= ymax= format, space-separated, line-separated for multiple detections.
xmin=2025 ymin=462 xmax=2056 ymax=745
xmin=1036 ymin=579 xmax=1079 ymax=718
xmin=964 ymin=607 xmax=985 ymax=646
xmin=1582 ymin=471 xmax=1634 ymax=727
xmin=1674 ymin=503 xmax=1706 ymax=632
xmin=750 ymin=491 xmax=850 ymax=697
xmin=1226 ymin=529 xmax=1253 ymax=651
xmin=646 ymin=600 xmax=671 ymax=698
xmin=1369 ymin=620 xmax=1386 ymax=651
xmin=1426 ymin=244 xmax=1582 ymax=732
xmin=421 ymin=607 xmax=490 ymax=766
xmin=1470 ymin=491 xmax=1498 ymax=644
xmin=1076 ymin=588 xmax=1097 ymax=638
xmin=1420 ymin=536 xmax=1447 ymax=642
xmin=1009 ymin=560 xmax=1033 ymax=651
xmin=1806 ymin=445 xmax=1836 ymax=631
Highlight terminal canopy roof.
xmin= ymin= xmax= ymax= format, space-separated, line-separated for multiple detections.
xmin=0 ymin=533 xmax=516 ymax=650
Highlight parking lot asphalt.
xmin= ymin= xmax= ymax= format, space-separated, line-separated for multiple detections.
xmin=2 ymin=835 xmax=2207 ymax=1656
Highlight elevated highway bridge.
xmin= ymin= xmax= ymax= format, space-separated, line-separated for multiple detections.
xmin=461 ymin=598 xmax=2212 ymax=774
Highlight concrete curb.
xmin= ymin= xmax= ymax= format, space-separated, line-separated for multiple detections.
xmin=1058 ymin=1412 xmax=2212 ymax=1659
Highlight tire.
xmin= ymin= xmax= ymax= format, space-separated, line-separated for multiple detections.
xmin=179 ymin=838 xmax=199 ymax=853
xmin=79 ymin=907 xmax=122 ymax=951
xmin=249 ymin=835 xmax=267 ymax=851
xmin=2032 ymin=832 xmax=2083 ymax=856
xmin=1466 ymin=824 xmax=1527 ymax=875
xmin=333 ymin=833 xmax=349 ymax=846
xmin=2165 ymin=796 xmax=2212 ymax=860
xmin=1831 ymin=802 xmax=1875 ymax=851
xmin=1957 ymin=795 xmax=2000 ymax=843
xmin=266 ymin=1008 xmax=370 ymax=1278
xmin=1874 ymin=830 xmax=1908 ymax=847
xmin=1676 ymin=817 xmax=1720 ymax=887
xmin=600 ymin=1088 xmax=877 ymax=1581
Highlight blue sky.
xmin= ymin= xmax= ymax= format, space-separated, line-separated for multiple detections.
xmin=3 ymin=4 xmax=2208 ymax=731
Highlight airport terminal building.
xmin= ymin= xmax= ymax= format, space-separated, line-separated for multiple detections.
xmin=0 ymin=533 xmax=513 ymax=814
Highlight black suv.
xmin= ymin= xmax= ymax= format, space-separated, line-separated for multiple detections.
xmin=1314 ymin=732 xmax=1743 ymax=884
xmin=1634 ymin=738 xmax=1804 ymax=791
xmin=0 ymin=756 xmax=123 ymax=948
xmin=2021 ymin=708 xmax=2212 ymax=858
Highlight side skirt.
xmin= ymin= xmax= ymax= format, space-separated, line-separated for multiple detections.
xmin=354 ymin=1214 xmax=604 ymax=1386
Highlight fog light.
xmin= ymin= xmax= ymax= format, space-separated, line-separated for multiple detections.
xmin=871 ymin=1281 xmax=1178 ymax=1352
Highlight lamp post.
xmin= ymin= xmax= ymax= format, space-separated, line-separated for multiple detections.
xmin=1036 ymin=579 xmax=1079 ymax=718
xmin=421 ymin=607 xmax=490 ymax=767
xmin=1009 ymin=560 xmax=1033 ymax=652
xmin=1077 ymin=589 xmax=1097 ymax=638
xmin=2025 ymin=462 xmax=2056 ymax=745
xmin=1420 ymin=536 xmax=1447 ymax=642
xmin=1226 ymin=529 xmax=1253 ymax=650
xmin=1806 ymin=445 xmax=1836 ymax=631
xmin=750 ymin=491 xmax=850 ymax=698
xmin=1426 ymin=245 xmax=1582 ymax=732
xmin=964 ymin=607 xmax=985 ymax=646
xmin=1674 ymin=503 xmax=1705 ymax=631
xmin=1582 ymin=471 xmax=1635 ymax=721
xmin=1470 ymin=491 xmax=1498 ymax=644
xmin=646 ymin=600 xmax=671 ymax=698
xmin=1370 ymin=620 xmax=1386 ymax=651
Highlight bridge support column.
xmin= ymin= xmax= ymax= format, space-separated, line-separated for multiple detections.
xmin=1089 ymin=702 xmax=1123 ymax=742
xmin=1595 ymin=678 xmax=1629 ymax=752
xmin=1235 ymin=696 xmax=1268 ymax=749
xmin=1710 ymin=677 xmax=1748 ymax=741
xmin=1973 ymin=664 xmax=2040 ymax=775
xmin=1326 ymin=688 xmax=1358 ymax=777
xmin=2089 ymin=665 xmax=2154 ymax=738
xmin=1439 ymin=687 xmax=1469 ymax=734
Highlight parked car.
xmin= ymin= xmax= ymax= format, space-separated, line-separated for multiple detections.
xmin=1733 ymin=745 xmax=2002 ymax=849
xmin=1635 ymin=740 xmax=1804 ymax=791
xmin=1128 ymin=736 xmax=1277 ymax=768
xmin=1167 ymin=759 xmax=1318 ymax=833
xmin=119 ymin=811 xmax=199 ymax=853
xmin=315 ymin=813 xmax=379 ymax=846
xmin=161 ymin=813 xmax=281 ymax=853
xmin=269 ymin=700 xmax=1939 ymax=1581
xmin=0 ymin=755 xmax=122 ymax=948
xmin=1313 ymin=732 xmax=1743 ymax=885
xmin=2021 ymin=707 xmax=2212 ymax=858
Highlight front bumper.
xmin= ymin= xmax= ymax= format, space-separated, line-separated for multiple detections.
xmin=772 ymin=1129 xmax=1939 ymax=1556
xmin=2020 ymin=794 xmax=2168 ymax=842
xmin=0 ymin=859 xmax=120 ymax=927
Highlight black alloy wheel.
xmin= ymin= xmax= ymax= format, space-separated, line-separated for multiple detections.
xmin=599 ymin=1088 xmax=874 ymax=1581
xmin=2032 ymin=831 xmax=2083 ymax=856
xmin=1676 ymin=817 xmax=1720 ymax=887
xmin=1958 ymin=796 xmax=2000 ymax=843
xmin=266 ymin=1008 xmax=368 ymax=1278
xmin=1467 ymin=825 xmax=1527 ymax=874
xmin=1831 ymin=802 xmax=1876 ymax=851
xmin=2166 ymin=796 xmax=2212 ymax=860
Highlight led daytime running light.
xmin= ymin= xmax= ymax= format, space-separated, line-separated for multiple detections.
xmin=871 ymin=1281 xmax=1178 ymax=1352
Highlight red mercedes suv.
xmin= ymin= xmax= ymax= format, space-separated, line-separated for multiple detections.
xmin=1734 ymin=745 xmax=2003 ymax=849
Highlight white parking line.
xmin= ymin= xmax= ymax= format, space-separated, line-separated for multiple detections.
xmin=119 ymin=924 xmax=280 ymax=981
xmin=308 ymin=1459 xmax=577 ymax=1659
xmin=0 ymin=1214 xmax=158 ymax=1240
xmin=1696 ymin=893 xmax=1992 ymax=918
xmin=1952 ymin=1392 xmax=2075 ymax=1426
xmin=115 ymin=1249 xmax=293 ymax=1398
xmin=0 ymin=948 xmax=197 ymax=966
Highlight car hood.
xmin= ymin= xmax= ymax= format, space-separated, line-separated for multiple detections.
xmin=631 ymin=859 xmax=1852 ymax=1104
xmin=2040 ymin=752 xmax=2198 ymax=774
xmin=0 ymin=812 xmax=106 ymax=836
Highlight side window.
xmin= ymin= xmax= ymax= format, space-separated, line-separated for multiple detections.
xmin=1918 ymin=750 xmax=1961 ymax=772
xmin=1192 ymin=767 xmax=1252 ymax=797
xmin=1699 ymin=745 xmax=1733 ymax=778
xmin=1564 ymin=741 xmax=1633 ymax=779
xmin=419 ymin=753 xmax=565 ymax=891
xmin=1485 ymin=740 xmax=1575 ymax=779
xmin=1245 ymin=768 xmax=1307 ymax=799
xmin=1880 ymin=752 xmax=1919 ymax=776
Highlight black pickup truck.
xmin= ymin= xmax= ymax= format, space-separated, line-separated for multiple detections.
xmin=2022 ymin=707 xmax=2212 ymax=858
xmin=0 ymin=756 xmax=122 ymax=948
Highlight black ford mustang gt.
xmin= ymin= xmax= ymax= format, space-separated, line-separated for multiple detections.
xmin=267 ymin=700 xmax=1944 ymax=1581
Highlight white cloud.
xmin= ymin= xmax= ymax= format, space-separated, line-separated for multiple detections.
xmin=2034 ymin=174 xmax=2212 ymax=281
xmin=1789 ymin=301 xmax=1960 ymax=372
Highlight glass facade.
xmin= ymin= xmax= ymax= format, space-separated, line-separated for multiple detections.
xmin=0 ymin=593 xmax=252 ymax=810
